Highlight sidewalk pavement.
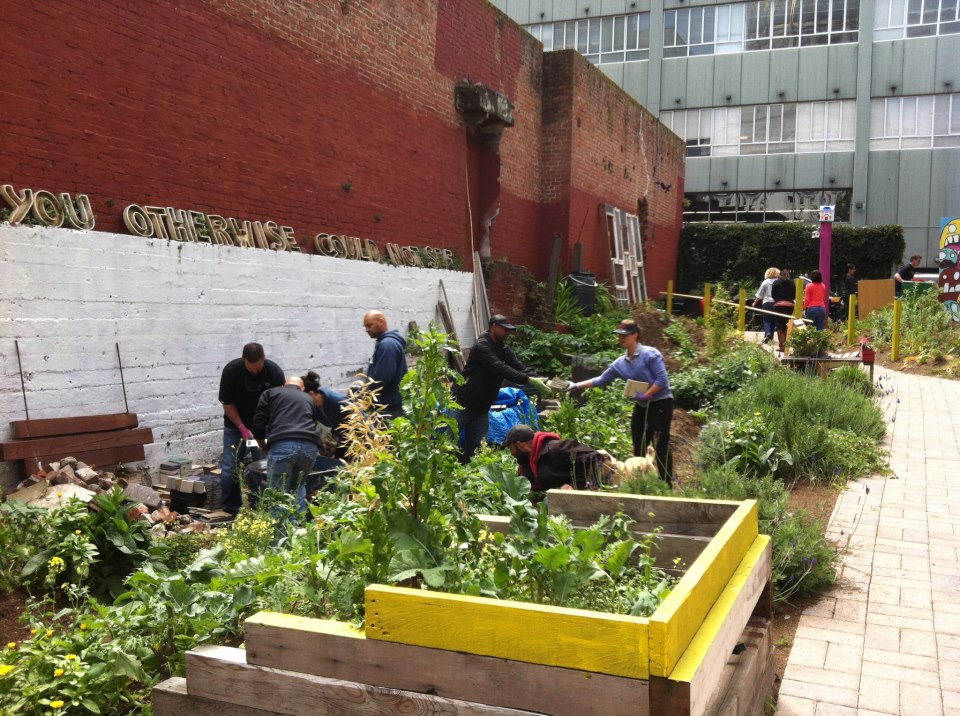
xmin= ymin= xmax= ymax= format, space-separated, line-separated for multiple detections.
xmin=777 ymin=367 xmax=960 ymax=715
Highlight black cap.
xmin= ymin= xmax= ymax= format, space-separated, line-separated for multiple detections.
xmin=502 ymin=424 xmax=535 ymax=447
xmin=613 ymin=321 xmax=639 ymax=335
xmin=489 ymin=314 xmax=517 ymax=330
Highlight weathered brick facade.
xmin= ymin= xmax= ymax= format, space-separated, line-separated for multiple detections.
xmin=0 ymin=0 xmax=683 ymax=304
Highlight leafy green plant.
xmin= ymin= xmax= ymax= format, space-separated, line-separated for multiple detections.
xmin=687 ymin=466 xmax=837 ymax=603
xmin=672 ymin=343 xmax=774 ymax=411
xmin=787 ymin=326 xmax=833 ymax=358
xmin=664 ymin=319 xmax=698 ymax=370
xmin=697 ymin=416 xmax=794 ymax=479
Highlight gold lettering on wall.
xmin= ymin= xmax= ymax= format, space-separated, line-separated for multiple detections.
xmin=3 ymin=183 xmax=456 ymax=269
xmin=1 ymin=185 xmax=96 ymax=230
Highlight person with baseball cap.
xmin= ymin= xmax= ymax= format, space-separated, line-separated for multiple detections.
xmin=453 ymin=314 xmax=550 ymax=462
xmin=501 ymin=424 xmax=613 ymax=493
xmin=571 ymin=318 xmax=674 ymax=485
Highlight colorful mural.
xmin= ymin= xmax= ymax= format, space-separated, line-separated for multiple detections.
xmin=938 ymin=217 xmax=960 ymax=322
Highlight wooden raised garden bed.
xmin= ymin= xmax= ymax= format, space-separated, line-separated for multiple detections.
xmin=153 ymin=491 xmax=773 ymax=716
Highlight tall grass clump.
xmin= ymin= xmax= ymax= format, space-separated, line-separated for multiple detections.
xmin=709 ymin=368 xmax=886 ymax=482
xmin=859 ymin=288 xmax=958 ymax=360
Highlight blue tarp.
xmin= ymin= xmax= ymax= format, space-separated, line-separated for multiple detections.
xmin=487 ymin=387 xmax=539 ymax=445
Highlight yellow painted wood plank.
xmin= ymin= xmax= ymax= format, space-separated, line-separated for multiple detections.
xmin=245 ymin=611 xmax=363 ymax=638
xmin=365 ymin=585 xmax=651 ymax=679
xmin=648 ymin=499 xmax=759 ymax=677
xmin=669 ymin=536 xmax=772 ymax=683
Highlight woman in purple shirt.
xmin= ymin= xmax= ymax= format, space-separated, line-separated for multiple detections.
xmin=572 ymin=319 xmax=674 ymax=486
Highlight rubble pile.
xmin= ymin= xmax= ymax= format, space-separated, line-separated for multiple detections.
xmin=5 ymin=456 xmax=232 ymax=533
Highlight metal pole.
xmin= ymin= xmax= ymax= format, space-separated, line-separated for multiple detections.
xmin=847 ymin=295 xmax=857 ymax=345
xmin=737 ymin=288 xmax=747 ymax=333
xmin=891 ymin=300 xmax=902 ymax=362
xmin=116 ymin=342 xmax=130 ymax=413
xmin=14 ymin=340 xmax=29 ymax=420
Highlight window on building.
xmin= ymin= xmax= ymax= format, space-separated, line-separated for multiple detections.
xmin=662 ymin=100 xmax=854 ymax=156
xmin=870 ymin=93 xmax=960 ymax=149
xmin=524 ymin=12 xmax=650 ymax=64
xmin=684 ymin=189 xmax=852 ymax=222
xmin=875 ymin=0 xmax=960 ymax=38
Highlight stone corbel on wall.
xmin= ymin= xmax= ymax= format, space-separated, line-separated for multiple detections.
xmin=454 ymin=82 xmax=514 ymax=138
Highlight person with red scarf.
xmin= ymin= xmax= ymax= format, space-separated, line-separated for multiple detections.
xmin=501 ymin=424 xmax=613 ymax=492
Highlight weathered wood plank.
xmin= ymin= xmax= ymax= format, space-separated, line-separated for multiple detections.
xmin=648 ymin=501 xmax=760 ymax=678
xmin=153 ymin=677 xmax=284 ymax=716
xmin=365 ymin=584 xmax=651 ymax=679
xmin=19 ymin=445 xmax=146 ymax=475
xmin=546 ymin=491 xmax=738 ymax=532
xmin=650 ymin=536 xmax=772 ymax=716
xmin=185 ymin=645 xmax=543 ymax=716
xmin=567 ymin=517 xmax=719 ymax=537
xmin=0 ymin=427 xmax=153 ymax=460
xmin=708 ymin=618 xmax=773 ymax=716
xmin=244 ymin=612 xmax=649 ymax=716
xmin=11 ymin=413 xmax=138 ymax=439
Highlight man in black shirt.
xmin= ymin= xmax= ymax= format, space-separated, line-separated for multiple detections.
xmin=894 ymin=255 xmax=922 ymax=298
xmin=218 ymin=343 xmax=285 ymax=515
xmin=453 ymin=315 xmax=549 ymax=462
xmin=840 ymin=263 xmax=858 ymax=318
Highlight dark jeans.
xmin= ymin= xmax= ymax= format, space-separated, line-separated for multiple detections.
xmin=455 ymin=407 xmax=490 ymax=463
xmin=631 ymin=398 xmax=674 ymax=485
xmin=804 ymin=306 xmax=827 ymax=331
xmin=220 ymin=425 xmax=263 ymax=516
xmin=266 ymin=438 xmax=319 ymax=513
xmin=761 ymin=301 xmax=776 ymax=339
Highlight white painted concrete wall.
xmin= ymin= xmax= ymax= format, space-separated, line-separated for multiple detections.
xmin=0 ymin=224 xmax=475 ymax=486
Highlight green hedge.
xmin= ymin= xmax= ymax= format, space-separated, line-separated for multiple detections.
xmin=677 ymin=223 xmax=905 ymax=292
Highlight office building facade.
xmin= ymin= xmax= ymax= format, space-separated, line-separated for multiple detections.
xmin=494 ymin=0 xmax=960 ymax=262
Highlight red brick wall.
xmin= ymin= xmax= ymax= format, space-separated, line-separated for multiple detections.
xmin=0 ymin=1 xmax=681 ymax=298
xmin=541 ymin=51 xmax=685 ymax=299
xmin=0 ymin=0 xmax=543 ymax=260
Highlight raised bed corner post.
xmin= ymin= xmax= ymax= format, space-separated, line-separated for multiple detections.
xmin=847 ymin=295 xmax=857 ymax=345
xmin=737 ymin=288 xmax=747 ymax=333
xmin=892 ymin=298 xmax=902 ymax=362
xmin=666 ymin=280 xmax=674 ymax=317
xmin=793 ymin=278 xmax=804 ymax=319
xmin=703 ymin=283 xmax=712 ymax=320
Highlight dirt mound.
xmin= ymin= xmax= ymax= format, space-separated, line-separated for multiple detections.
xmin=631 ymin=309 xmax=683 ymax=372
xmin=670 ymin=409 xmax=703 ymax=487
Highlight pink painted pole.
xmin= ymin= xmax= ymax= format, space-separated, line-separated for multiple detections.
xmin=819 ymin=220 xmax=832 ymax=286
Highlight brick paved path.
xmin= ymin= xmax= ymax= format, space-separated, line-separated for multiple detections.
xmin=777 ymin=368 xmax=960 ymax=715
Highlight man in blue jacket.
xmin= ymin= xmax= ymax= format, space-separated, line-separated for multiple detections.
xmin=363 ymin=310 xmax=408 ymax=420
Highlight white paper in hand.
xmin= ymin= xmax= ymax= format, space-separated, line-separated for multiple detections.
xmin=623 ymin=380 xmax=650 ymax=399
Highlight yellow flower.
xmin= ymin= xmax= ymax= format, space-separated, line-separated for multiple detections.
xmin=56 ymin=492 xmax=63 ymax=498
xmin=79 ymin=623 xmax=88 ymax=631
xmin=64 ymin=654 xmax=78 ymax=661
xmin=74 ymin=530 xmax=82 ymax=535
xmin=50 ymin=701 xmax=65 ymax=710
xmin=45 ymin=630 xmax=53 ymax=638
xmin=754 ymin=411 xmax=762 ymax=416
xmin=5 ymin=643 xmax=14 ymax=649
xmin=0 ymin=664 xmax=13 ymax=677
xmin=30 ymin=629 xmax=37 ymax=635
xmin=54 ymin=668 xmax=64 ymax=677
